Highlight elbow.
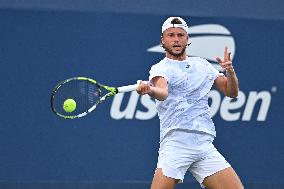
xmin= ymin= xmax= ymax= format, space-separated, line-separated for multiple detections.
xmin=229 ymin=93 xmax=238 ymax=98
xmin=157 ymin=91 xmax=168 ymax=101
xmin=160 ymin=94 xmax=169 ymax=101
xmin=227 ymin=90 xmax=239 ymax=98
xmin=160 ymin=96 xmax=168 ymax=101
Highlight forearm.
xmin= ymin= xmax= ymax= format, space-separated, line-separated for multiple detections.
xmin=225 ymin=68 xmax=239 ymax=98
xmin=148 ymin=86 xmax=168 ymax=101
xmin=136 ymin=77 xmax=168 ymax=101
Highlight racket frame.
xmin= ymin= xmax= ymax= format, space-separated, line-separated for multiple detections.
xmin=51 ymin=77 xmax=137 ymax=119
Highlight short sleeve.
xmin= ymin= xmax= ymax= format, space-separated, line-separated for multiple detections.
xmin=202 ymin=58 xmax=224 ymax=78
xmin=148 ymin=63 xmax=169 ymax=83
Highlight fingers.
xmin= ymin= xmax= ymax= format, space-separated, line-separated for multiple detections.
xmin=136 ymin=80 xmax=151 ymax=95
xmin=218 ymin=60 xmax=233 ymax=73
xmin=216 ymin=57 xmax=222 ymax=63
xmin=220 ymin=61 xmax=233 ymax=69
xmin=224 ymin=46 xmax=228 ymax=61
xmin=224 ymin=46 xmax=232 ymax=62
xmin=217 ymin=46 xmax=232 ymax=63
xmin=216 ymin=47 xmax=233 ymax=72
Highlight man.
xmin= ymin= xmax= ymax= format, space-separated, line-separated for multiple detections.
xmin=136 ymin=17 xmax=244 ymax=189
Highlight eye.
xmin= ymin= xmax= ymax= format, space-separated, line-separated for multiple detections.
xmin=177 ymin=33 xmax=186 ymax=37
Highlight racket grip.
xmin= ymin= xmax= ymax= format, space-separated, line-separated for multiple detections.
xmin=117 ymin=84 xmax=138 ymax=93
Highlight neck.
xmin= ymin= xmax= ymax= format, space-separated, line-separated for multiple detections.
xmin=166 ymin=53 xmax=187 ymax=61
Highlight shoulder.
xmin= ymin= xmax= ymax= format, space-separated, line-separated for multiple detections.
xmin=189 ymin=57 xmax=220 ymax=75
xmin=150 ymin=58 xmax=167 ymax=69
xmin=150 ymin=58 xmax=173 ymax=72
xmin=188 ymin=56 xmax=210 ymax=66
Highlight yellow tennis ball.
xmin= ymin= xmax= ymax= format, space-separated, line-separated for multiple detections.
xmin=63 ymin=99 xmax=76 ymax=113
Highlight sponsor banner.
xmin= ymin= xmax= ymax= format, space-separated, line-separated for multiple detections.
xmin=110 ymin=88 xmax=274 ymax=122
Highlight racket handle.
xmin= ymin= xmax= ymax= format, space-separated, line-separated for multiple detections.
xmin=117 ymin=84 xmax=138 ymax=93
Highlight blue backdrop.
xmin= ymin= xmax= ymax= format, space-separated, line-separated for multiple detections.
xmin=0 ymin=9 xmax=283 ymax=188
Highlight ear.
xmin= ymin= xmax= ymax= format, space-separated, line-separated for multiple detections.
xmin=160 ymin=36 xmax=164 ymax=45
xmin=186 ymin=35 xmax=190 ymax=44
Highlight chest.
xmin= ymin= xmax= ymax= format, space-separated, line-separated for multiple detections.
xmin=168 ymin=63 xmax=209 ymax=92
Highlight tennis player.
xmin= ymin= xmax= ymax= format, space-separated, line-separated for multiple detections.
xmin=136 ymin=17 xmax=244 ymax=189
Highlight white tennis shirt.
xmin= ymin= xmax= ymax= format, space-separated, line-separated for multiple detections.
xmin=149 ymin=57 xmax=223 ymax=142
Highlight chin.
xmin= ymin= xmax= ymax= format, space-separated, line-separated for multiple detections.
xmin=173 ymin=50 xmax=182 ymax=54
xmin=164 ymin=46 xmax=186 ymax=57
xmin=172 ymin=50 xmax=184 ymax=56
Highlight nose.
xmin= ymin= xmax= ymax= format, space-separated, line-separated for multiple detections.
xmin=172 ymin=36 xmax=180 ymax=44
xmin=173 ymin=35 xmax=179 ymax=41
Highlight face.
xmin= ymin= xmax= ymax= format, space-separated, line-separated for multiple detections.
xmin=161 ymin=27 xmax=189 ymax=60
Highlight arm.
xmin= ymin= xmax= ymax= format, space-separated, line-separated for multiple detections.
xmin=214 ymin=70 xmax=239 ymax=98
xmin=214 ymin=46 xmax=239 ymax=98
xmin=136 ymin=76 xmax=168 ymax=101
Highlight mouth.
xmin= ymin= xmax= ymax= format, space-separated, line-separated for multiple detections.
xmin=172 ymin=45 xmax=182 ymax=52
xmin=173 ymin=45 xmax=181 ymax=48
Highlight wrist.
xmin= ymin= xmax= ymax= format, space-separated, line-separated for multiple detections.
xmin=147 ymin=86 xmax=154 ymax=96
xmin=226 ymin=67 xmax=235 ymax=75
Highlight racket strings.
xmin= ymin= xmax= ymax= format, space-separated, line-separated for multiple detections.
xmin=52 ymin=80 xmax=101 ymax=116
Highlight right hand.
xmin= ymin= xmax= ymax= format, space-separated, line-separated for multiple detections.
xmin=136 ymin=80 xmax=152 ymax=95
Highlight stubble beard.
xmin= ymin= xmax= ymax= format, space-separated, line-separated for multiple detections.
xmin=163 ymin=44 xmax=187 ymax=58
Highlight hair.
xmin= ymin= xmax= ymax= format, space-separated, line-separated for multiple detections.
xmin=170 ymin=18 xmax=183 ymax=24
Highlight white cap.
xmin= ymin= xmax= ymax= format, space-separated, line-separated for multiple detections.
xmin=162 ymin=17 xmax=189 ymax=34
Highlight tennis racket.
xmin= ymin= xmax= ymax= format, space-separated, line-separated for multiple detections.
xmin=51 ymin=77 xmax=138 ymax=119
